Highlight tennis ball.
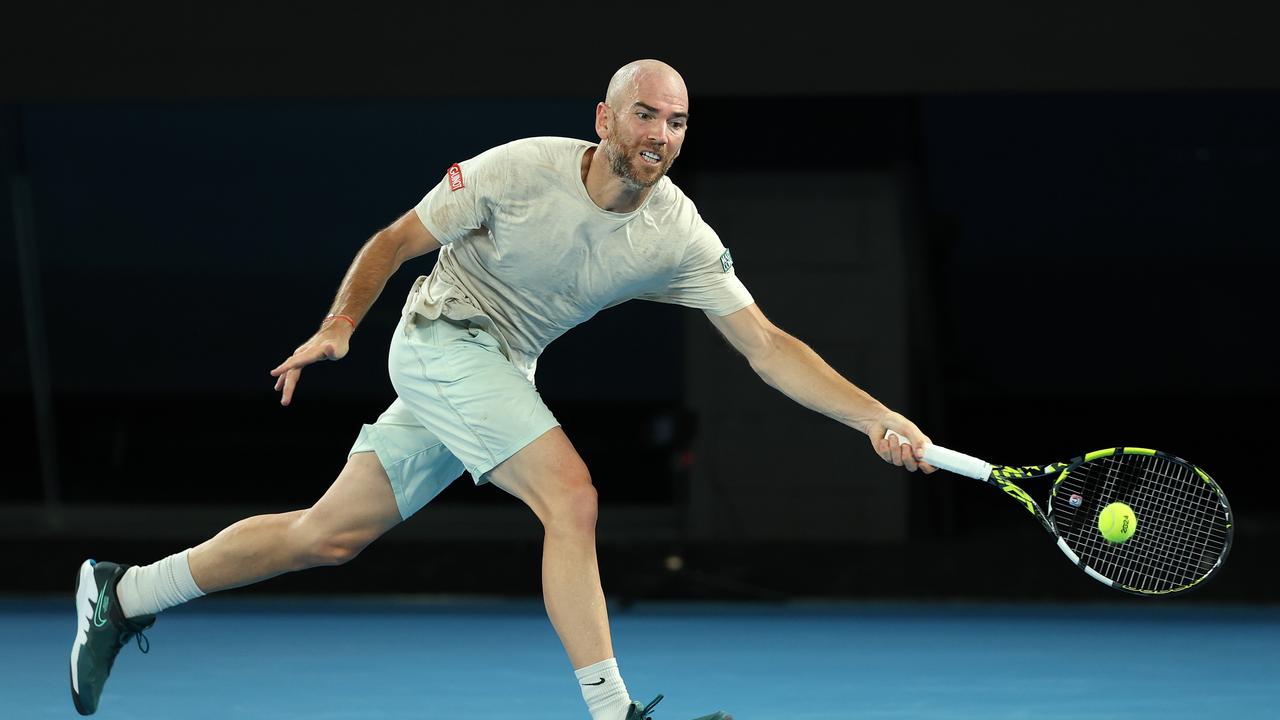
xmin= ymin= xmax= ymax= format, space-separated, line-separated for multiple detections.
xmin=1098 ymin=502 xmax=1137 ymax=543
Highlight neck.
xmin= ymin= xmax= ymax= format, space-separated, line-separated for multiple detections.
xmin=581 ymin=146 xmax=651 ymax=214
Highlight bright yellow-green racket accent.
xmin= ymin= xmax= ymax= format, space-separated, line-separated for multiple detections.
xmin=996 ymin=480 xmax=1038 ymax=516
xmin=1195 ymin=466 xmax=1212 ymax=483
xmin=992 ymin=466 xmax=1040 ymax=480
xmin=1085 ymin=448 xmax=1116 ymax=462
xmin=1124 ymin=447 xmax=1156 ymax=455
xmin=1134 ymin=575 xmax=1208 ymax=595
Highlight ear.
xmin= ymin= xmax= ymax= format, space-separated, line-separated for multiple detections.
xmin=594 ymin=102 xmax=611 ymax=141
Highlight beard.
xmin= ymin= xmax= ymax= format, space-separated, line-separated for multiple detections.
xmin=603 ymin=137 xmax=673 ymax=189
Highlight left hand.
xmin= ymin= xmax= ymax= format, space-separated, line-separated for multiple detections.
xmin=269 ymin=322 xmax=353 ymax=406
xmin=867 ymin=411 xmax=936 ymax=473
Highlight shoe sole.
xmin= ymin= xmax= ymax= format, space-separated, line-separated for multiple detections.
xmin=70 ymin=559 xmax=96 ymax=715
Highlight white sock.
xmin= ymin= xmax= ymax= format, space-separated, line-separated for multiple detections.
xmin=115 ymin=549 xmax=206 ymax=618
xmin=576 ymin=657 xmax=631 ymax=720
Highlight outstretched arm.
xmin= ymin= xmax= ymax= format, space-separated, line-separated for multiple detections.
xmin=705 ymin=303 xmax=935 ymax=473
xmin=270 ymin=209 xmax=441 ymax=405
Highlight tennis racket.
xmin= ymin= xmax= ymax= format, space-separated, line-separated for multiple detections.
xmin=885 ymin=430 xmax=1233 ymax=596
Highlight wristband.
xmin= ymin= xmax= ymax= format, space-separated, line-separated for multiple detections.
xmin=323 ymin=313 xmax=357 ymax=330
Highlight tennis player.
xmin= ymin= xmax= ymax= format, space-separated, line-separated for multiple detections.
xmin=69 ymin=59 xmax=935 ymax=719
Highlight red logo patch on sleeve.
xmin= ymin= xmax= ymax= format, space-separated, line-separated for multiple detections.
xmin=447 ymin=163 xmax=465 ymax=191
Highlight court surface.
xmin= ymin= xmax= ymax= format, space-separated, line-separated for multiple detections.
xmin=5 ymin=596 xmax=1276 ymax=719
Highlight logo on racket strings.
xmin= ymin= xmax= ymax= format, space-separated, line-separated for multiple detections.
xmin=1069 ymin=494 xmax=1083 ymax=508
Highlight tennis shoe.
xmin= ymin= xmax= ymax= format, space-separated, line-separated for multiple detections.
xmin=624 ymin=694 xmax=733 ymax=720
xmin=70 ymin=559 xmax=156 ymax=715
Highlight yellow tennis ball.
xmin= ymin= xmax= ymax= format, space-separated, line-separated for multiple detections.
xmin=1098 ymin=502 xmax=1137 ymax=543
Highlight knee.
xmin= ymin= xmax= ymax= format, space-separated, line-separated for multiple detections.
xmin=542 ymin=474 xmax=598 ymax=536
xmin=308 ymin=539 xmax=366 ymax=568
xmin=286 ymin=517 xmax=372 ymax=569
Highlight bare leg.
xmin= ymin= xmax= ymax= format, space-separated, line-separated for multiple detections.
xmin=187 ymin=451 xmax=403 ymax=593
xmin=486 ymin=427 xmax=613 ymax=669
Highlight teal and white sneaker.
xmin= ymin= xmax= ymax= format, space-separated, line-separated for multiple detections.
xmin=69 ymin=560 xmax=156 ymax=715
xmin=625 ymin=694 xmax=733 ymax=720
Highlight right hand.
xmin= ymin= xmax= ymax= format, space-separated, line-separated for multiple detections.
xmin=270 ymin=323 xmax=352 ymax=406
xmin=867 ymin=412 xmax=936 ymax=474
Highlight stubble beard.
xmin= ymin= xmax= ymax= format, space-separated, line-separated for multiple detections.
xmin=603 ymin=137 xmax=669 ymax=189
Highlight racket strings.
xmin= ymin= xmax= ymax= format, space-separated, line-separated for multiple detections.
xmin=1053 ymin=453 xmax=1229 ymax=593
xmin=1084 ymin=455 xmax=1225 ymax=590
xmin=1104 ymin=455 xmax=1228 ymax=590
xmin=1120 ymin=457 xmax=1217 ymax=587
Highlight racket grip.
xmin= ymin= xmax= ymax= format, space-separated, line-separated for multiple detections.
xmin=883 ymin=429 xmax=993 ymax=480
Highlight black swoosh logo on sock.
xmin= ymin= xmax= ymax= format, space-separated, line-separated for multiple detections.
xmin=581 ymin=677 xmax=607 ymax=686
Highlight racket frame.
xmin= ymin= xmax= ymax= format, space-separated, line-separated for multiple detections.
xmin=885 ymin=431 xmax=1233 ymax=596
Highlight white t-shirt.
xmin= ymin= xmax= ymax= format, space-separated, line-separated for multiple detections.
xmin=411 ymin=136 xmax=754 ymax=381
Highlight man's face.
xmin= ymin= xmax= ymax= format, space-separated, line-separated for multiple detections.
xmin=601 ymin=82 xmax=688 ymax=189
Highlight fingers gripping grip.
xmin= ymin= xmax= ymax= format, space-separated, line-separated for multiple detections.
xmin=883 ymin=429 xmax=993 ymax=480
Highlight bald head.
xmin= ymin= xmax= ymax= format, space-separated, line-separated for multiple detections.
xmin=605 ymin=59 xmax=688 ymax=109
xmin=593 ymin=59 xmax=690 ymax=193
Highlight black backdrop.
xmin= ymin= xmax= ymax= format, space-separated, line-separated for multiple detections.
xmin=3 ymin=2 xmax=1278 ymax=603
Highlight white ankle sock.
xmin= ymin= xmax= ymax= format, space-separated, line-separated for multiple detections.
xmin=115 ymin=549 xmax=206 ymax=618
xmin=576 ymin=657 xmax=631 ymax=720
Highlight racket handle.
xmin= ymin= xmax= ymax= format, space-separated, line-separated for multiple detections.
xmin=883 ymin=429 xmax=993 ymax=480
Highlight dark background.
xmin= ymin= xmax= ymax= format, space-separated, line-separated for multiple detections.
xmin=3 ymin=2 xmax=1277 ymax=604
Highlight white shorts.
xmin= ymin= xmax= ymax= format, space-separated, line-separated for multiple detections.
xmin=348 ymin=313 xmax=560 ymax=520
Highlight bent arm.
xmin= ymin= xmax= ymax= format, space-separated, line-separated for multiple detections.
xmin=268 ymin=209 xmax=441 ymax=405
xmin=325 ymin=208 xmax=442 ymax=328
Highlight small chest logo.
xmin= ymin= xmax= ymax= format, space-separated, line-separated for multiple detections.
xmin=447 ymin=163 xmax=465 ymax=192
xmin=720 ymin=249 xmax=734 ymax=273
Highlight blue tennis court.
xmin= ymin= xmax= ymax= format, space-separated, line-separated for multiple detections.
xmin=5 ymin=596 xmax=1276 ymax=719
